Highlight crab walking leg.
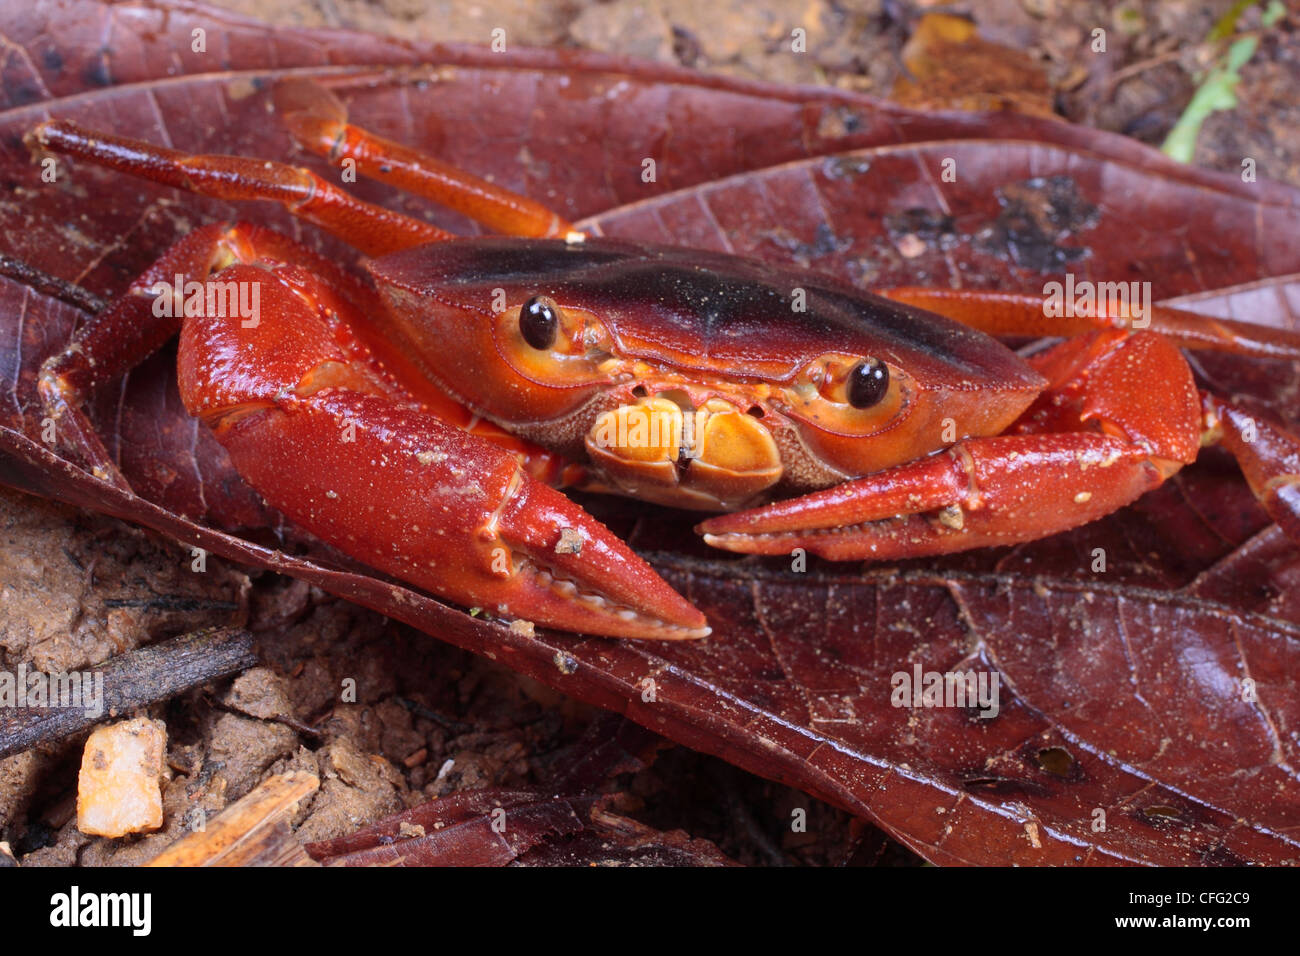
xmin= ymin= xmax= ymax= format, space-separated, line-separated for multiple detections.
xmin=699 ymin=330 xmax=1205 ymax=560
xmin=176 ymin=262 xmax=708 ymax=639
xmin=37 ymin=224 xmax=236 ymax=489
xmin=1202 ymin=393 xmax=1300 ymax=540
xmin=273 ymin=80 xmax=576 ymax=239
xmin=28 ymin=122 xmax=451 ymax=256
xmin=882 ymin=287 xmax=1300 ymax=361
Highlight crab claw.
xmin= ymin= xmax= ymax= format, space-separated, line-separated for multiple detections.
xmin=204 ymin=389 xmax=709 ymax=640
xmin=697 ymin=434 xmax=1166 ymax=562
xmin=489 ymin=476 xmax=710 ymax=638
xmin=170 ymin=258 xmax=708 ymax=641
xmin=696 ymin=452 xmax=968 ymax=560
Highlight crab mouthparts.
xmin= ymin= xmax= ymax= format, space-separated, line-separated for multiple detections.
xmin=584 ymin=391 xmax=784 ymax=510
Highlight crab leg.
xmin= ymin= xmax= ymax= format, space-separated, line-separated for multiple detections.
xmin=273 ymin=80 xmax=576 ymax=239
xmin=700 ymin=330 xmax=1212 ymax=560
xmin=29 ymin=122 xmax=451 ymax=256
xmin=882 ymin=287 xmax=1300 ymax=360
xmin=37 ymin=224 xmax=237 ymax=489
xmin=1202 ymin=392 xmax=1300 ymax=541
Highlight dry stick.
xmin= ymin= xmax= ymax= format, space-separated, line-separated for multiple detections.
xmin=145 ymin=771 xmax=320 ymax=867
xmin=0 ymin=626 xmax=257 ymax=759
xmin=0 ymin=253 xmax=106 ymax=314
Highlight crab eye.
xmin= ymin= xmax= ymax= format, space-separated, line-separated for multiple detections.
xmin=520 ymin=296 xmax=558 ymax=350
xmin=847 ymin=359 xmax=889 ymax=409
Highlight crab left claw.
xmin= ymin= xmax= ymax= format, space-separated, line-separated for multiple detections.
xmin=171 ymin=253 xmax=708 ymax=641
xmin=483 ymin=458 xmax=713 ymax=639
xmin=214 ymin=391 xmax=709 ymax=639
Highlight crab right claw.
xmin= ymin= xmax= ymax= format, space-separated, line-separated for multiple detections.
xmin=700 ymin=331 xmax=1205 ymax=561
xmin=696 ymin=432 xmax=1166 ymax=561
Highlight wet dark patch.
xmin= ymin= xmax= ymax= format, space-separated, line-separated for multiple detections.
xmin=1198 ymin=843 xmax=1250 ymax=866
xmin=41 ymin=47 xmax=64 ymax=73
xmin=763 ymin=222 xmax=854 ymax=266
xmin=960 ymin=703 xmax=999 ymax=722
xmin=5 ymin=83 xmax=44 ymax=107
xmin=815 ymin=105 xmax=864 ymax=139
xmin=975 ymin=175 xmax=1098 ymax=272
xmin=1032 ymin=745 xmax=1080 ymax=780
xmin=1135 ymin=804 xmax=1190 ymax=829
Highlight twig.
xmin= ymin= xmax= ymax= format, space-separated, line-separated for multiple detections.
xmin=145 ymin=771 xmax=319 ymax=866
xmin=0 ymin=626 xmax=258 ymax=758
xmin=0 ymin=254 xmax=104 ymax=314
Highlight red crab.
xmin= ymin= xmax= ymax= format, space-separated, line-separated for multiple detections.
xmin=27 ymin=80 xmax=1300 ymax=640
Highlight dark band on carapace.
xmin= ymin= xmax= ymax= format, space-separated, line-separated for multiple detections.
xmin=370 ymin=237 xmax=1044 ymax=393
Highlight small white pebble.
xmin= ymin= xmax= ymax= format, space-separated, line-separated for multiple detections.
xmin=77 ymin=718 xmax=167 ymax=838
